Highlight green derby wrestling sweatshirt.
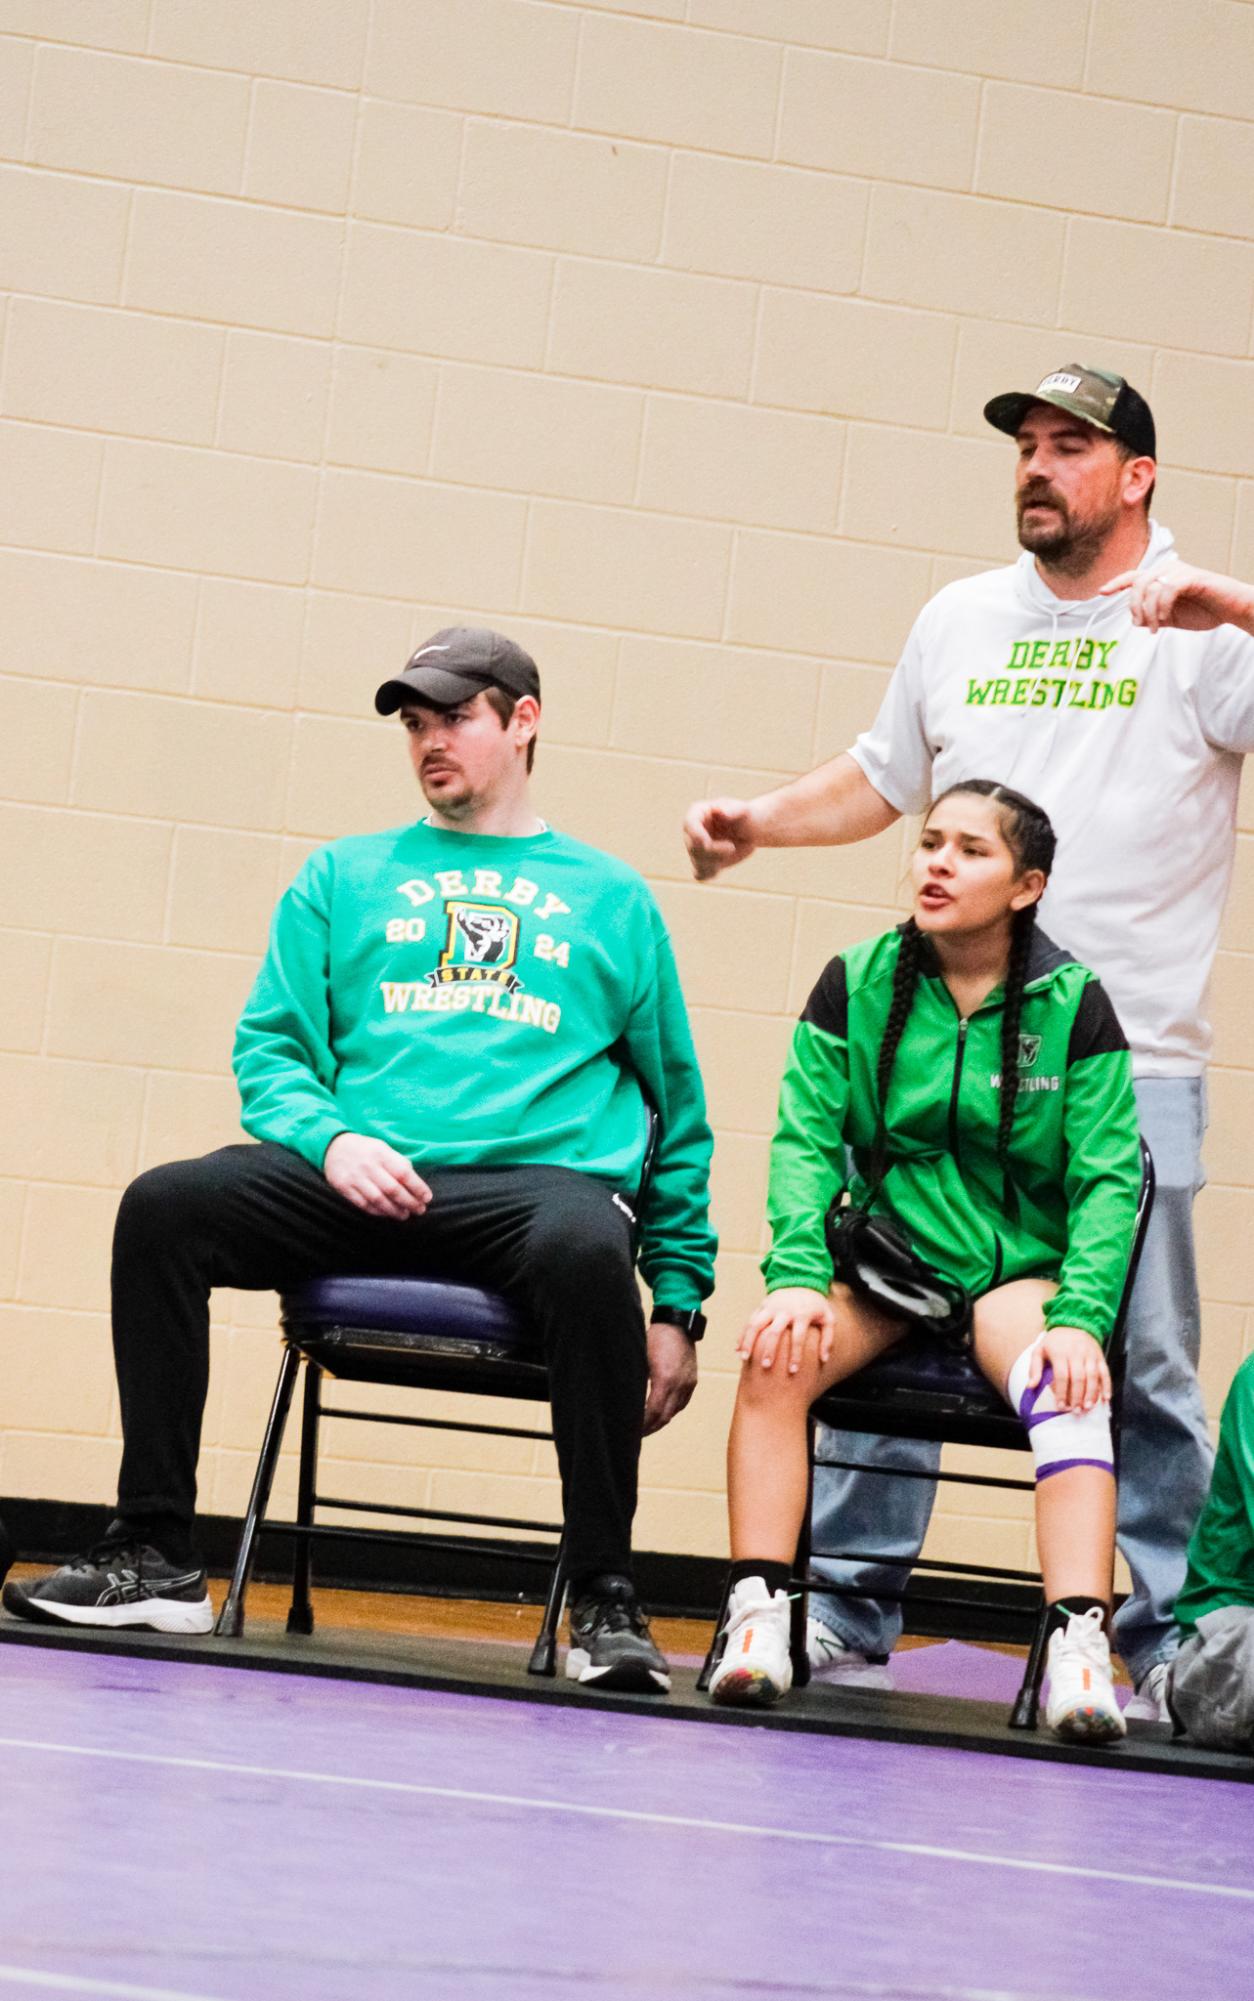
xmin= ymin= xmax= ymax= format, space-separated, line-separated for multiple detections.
xmin=233 ymin=821 xmax=716 ymax=1310
xmin=764 ymin=924 xmax=1141 ymax=1342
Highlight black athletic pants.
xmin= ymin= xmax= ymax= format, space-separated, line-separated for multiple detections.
xmin=111 ymin=1144 xmax=648 ymax=1583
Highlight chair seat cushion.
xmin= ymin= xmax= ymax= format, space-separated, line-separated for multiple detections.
xmin=815 ymin=1334 xmax=1008 ymax=1425
xmin=280 ymin=1274 xmax=533 ymax=1348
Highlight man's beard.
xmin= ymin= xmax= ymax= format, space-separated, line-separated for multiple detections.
xmin=1016 ymin=486 xmax=1119 ymax=576
xmin=421 ymin=767 xmax=477 ymax=819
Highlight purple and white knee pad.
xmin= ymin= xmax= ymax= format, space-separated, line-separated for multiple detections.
xmin=1007 ymin=1339 xmax=1114 ymax=1481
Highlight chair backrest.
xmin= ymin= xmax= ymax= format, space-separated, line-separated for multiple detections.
xmin=1107 ymin=1135 xmax=1155 ymax=1425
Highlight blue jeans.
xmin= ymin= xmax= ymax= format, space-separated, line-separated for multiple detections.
xmin=808 ymin=1076 xmax=1214 ymax=1684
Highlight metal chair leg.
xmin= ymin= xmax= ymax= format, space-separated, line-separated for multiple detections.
xmin=216 ymin=1344 xmax=301 ymax=1639
xmin=527 ymin=1528 xmax=568 ymax=1677
xmin=789 ymin=1413 xmax=819 ymax=1688
xmin=287 ymin=1358 xmax=322 ymax=1635
xmin=697 ymin=1569 xmax=734 ymax=1692
xmin=1009 ymin=1599 xmax=1051 ymax=1730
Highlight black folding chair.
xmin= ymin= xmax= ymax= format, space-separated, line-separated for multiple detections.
xmin=217 ymin=1113 xmax=659 ymax=1673
xmin=701 ymin=1140 xmax=1155 ymax=1729
xmin=216 ymin=1274 xmax=567 ymax=1672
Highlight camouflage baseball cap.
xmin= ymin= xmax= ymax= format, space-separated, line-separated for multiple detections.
xmin=984 ymin=363 xmax=1156 ymax=459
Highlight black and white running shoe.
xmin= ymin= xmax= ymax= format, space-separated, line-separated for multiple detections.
xmin=566 ymin=1574 xmax=670 ymax=1693
xmin=3 ymin=1531 xmax=214 ymax=1635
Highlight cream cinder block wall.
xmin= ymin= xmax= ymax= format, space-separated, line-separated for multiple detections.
xmin=2 ymin=0 xmax=1253 ymax=1581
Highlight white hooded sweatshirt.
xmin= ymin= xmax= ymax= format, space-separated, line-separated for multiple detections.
xmin=850 ymin=522 xmax=1254 ymax=1075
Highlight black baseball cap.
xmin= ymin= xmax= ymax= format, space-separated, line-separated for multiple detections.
xmin=984 ymin=363 xmax=1156 ymax=460
xmin=374 ymin=627 xmax=541 ymax=715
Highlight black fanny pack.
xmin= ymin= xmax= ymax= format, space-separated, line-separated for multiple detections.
xmin=824 ymin=1202 xmax=971 ymax=1344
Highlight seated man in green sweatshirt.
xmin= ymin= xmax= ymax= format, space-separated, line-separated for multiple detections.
xmin=1166 ymin=1354 xmax=1254 ymax=1750
xmin=5 ymin=628 xmax=717 ymax=1694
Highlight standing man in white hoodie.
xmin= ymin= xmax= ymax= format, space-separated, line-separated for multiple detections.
xmin=684 ymin=364 xmax=1254 ymax=1715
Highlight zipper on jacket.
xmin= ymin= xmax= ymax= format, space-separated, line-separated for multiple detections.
xmin=947 ymin=1016 xmax=969 ymax=1162
xmin=947 ymin=1014 xmax=1007 ymax=1293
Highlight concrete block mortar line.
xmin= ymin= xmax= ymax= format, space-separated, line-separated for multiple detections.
xmin=132 ymin=1059 xmax=165 ymax=1189
xmin=784 ymin=879 xmax=807 ymax=1012
xmin=769 ymin=39 xmax=789 ymax=165
xmin=27 ymin=929 xmax=257 ymax=980
xmin=111 ymin=176 xmax=140 ymax=320
xmin=237 ymin=70 xmax=264 ymax=204
xmin=715 ymin=508 xmax=738 ymax=647
xmin=1 ymin=1179 xmax=32 ymax=1324
xmin=853 ymin=173 xmax=875 ymax=299
xmin=742 ymin=267 xmax=771 ymax=416
xmin=602 ymin=631 xmax=628 ymax=749
xmin=565 ymin=0 xmax=588 ymax=129
xmin=156 ymin=798 xmax=188 ymax=950
xmin=448 ymin=99 xmax=473 ymax=239
xmin=539 ymin=253 xmax=565 ymax=375
xmin=14 ymin=30 xmax=36 ymax=158
xmin=797 ymin=664 xmax=832 ymax=778
xmin=297 ymin=103 xmax=370 ymax=694
xmin=968 ymin=71 xmax=991 ymax=215
xmin=1080 ymin=0 xmax=1101 ymax=96
xmin=58 ymin=682 xmax=98 ymax=872
xmin=653 ymin=138 xmax=677 ymax=272
xmin=2 ymin=408 xmax=327 ymax=475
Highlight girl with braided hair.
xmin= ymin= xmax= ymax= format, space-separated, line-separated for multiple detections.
xmin=711 ymin=782 xmax=1143 ymax=1742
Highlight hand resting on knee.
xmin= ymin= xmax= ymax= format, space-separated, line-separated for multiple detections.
xmin=324 ymin=1132 xmax=432 ymax=1220
xmin=738 ymin=1287 xmax=836 ymax=1375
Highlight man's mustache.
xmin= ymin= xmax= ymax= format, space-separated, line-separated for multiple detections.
xmin=1018 ymin=483 xmax=1066 ymax=514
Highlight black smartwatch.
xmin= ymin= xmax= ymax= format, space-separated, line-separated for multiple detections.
xmin=650 ymin=1304 xmax=707 ymax=1343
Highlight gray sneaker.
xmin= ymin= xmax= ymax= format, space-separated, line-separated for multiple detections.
xmin=3 ymin=1531 xmax=213 ymax=1635
xmin=1124 ymin=1659 xmax=1171 ymax=1724
xmin=566 ymin=1574 xmax=671 ymax=1693
xmin=807 ymin=1616 xmax=895 ymax=1690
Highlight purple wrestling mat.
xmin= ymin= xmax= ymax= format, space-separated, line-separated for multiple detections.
xmin=1 ymin=1644 xmax=1251 ymax=2001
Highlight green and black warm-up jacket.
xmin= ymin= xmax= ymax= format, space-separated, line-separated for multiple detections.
xmin=764 ymin=925 xmax=1142 ymax=1343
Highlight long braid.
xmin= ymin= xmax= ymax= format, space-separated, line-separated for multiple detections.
xmin=925 ymin=778 xmax=1057 ymax=1225
xmin=996 ymin=902 xmax=1037 ymax=1223
xmin=868 ymin=920 xmax=923 ymax=1198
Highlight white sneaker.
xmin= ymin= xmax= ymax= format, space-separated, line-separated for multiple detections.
xmin=807 ymin=1616 xmax=895 ymax=1691
xmin=1123 ymin=1659 xmax=1171 ymax=1724
xmin=1045 ymin=1607 xmax=1127 ymax=1743
xmin=709 ymin=1577 xmax=793 ymax=1707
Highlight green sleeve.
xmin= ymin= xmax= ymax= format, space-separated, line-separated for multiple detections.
xmin=1174 ymin=1354 xmax=1254 ymax=1629
xmin=232 ymin=851 xmax=349 ymax=1172
xmin=762 ymin=959 xmax=851 ymax=1294
xmin=622 ymin=893 xmax=717 ymax=1310
xmin=1042 ymin=979 xmax=1142 ymax=1344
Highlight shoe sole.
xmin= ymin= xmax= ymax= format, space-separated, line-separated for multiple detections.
xmin=709 ymin=1665 xmax=790 ymax=1708
xmin=565 ymin=1646 xmax=670 ymax=1694
xmin=1049 ymin=1703 xmax=1127 ymax=1744
xmin=1123 ymin=1696 xmax=1169 ymax=1724
xmin=3 ymin=1586 xmax=214 ymax=1636
xmin=808 ymin=1662 xmax=895 ymax=1691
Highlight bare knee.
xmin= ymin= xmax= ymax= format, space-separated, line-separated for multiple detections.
xmin=734 ymin=1350 xmax=826 ymax=1420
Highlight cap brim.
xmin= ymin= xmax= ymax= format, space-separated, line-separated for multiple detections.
xmin=983 ymin=389 xmax=1114 ymax=438
xmin=374 ymin=665 xmax=490 ymax=715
